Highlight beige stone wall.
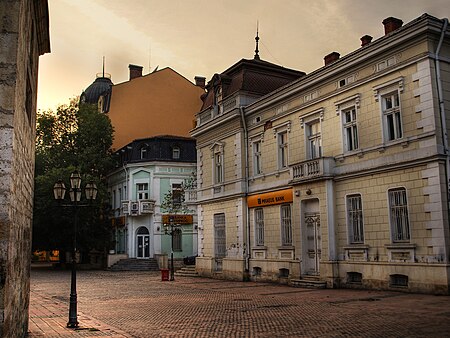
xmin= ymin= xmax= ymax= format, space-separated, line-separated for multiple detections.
xmin=0 ymin=0 xmax=44 ymax=335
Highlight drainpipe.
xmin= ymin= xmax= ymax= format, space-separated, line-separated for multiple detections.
xmin=239 ymin=107 xmax=251 ymax=275
xmin=123 ymin=161 xmax=129 ymax=255
xmin=434 ymin=18 xmax=450 ymax=262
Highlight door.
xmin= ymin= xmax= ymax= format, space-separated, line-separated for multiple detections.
xmin=302 ymin=199 xmax=321 ymax=276
xmin=136 ymin=227 xmax=150 ymax=259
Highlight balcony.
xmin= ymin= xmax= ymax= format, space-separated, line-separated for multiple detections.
xmin=290 ymin=157 xmax=335 ymax=183
xmin=184 ymin=189 xmax=197 ymax=204
xmin=122 ymin=200 xmax=156 ymax=216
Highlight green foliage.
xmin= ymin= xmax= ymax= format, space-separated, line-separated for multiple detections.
xmin=33 ymin=99 xmax=115 ymax=258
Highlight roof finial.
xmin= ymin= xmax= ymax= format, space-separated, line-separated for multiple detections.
xmin=254 ymin=21 xmax=260 ymax=60
xmin=102 ymin=56 xmax=105 ymax=77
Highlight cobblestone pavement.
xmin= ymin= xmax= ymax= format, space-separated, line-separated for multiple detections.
xmin=29 ymin=266 xmax=450 ymax=337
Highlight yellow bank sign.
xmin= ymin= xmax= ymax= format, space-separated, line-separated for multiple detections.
xmin=247 ymin=189 xmax=293 ymax=208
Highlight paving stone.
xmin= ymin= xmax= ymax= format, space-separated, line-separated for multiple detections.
xmin=29 ymin=267 xmax=450 ymax=337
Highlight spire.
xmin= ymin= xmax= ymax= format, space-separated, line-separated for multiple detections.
xmin=254 ymin=21 xmax=260 ymax=60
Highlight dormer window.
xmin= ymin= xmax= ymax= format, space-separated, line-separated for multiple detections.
xmin=172 ymin=147 xmax=180 ymax=159
xmin=140 ymin=147 xmax=147 ymax=160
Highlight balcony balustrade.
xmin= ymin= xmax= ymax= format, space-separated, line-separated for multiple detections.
xmin=290 ymin=157 xmax=335 ymax=183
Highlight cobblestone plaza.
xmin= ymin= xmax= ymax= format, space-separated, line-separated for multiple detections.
xmin=29 ymin=266 xmax=450 ymax=337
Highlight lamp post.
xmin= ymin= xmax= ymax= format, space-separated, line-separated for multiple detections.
xmin=53 ymin=171 xmax=97 ymax=328
xmin=163 ymin=215 xmax=181 ymax=281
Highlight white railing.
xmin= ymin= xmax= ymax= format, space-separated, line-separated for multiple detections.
xmin=122 ymin=199 xmax=156 ymax=216
xmin=290 ymin=157 xmax=335 ymax=182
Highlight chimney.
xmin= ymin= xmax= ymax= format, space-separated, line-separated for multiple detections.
xmin=129 ymin=64 xmax=143 ymax=80
xmin=195 ymin=76 xmax=206 ymax=89
xmin=382 ymin=17 xmax=403 ymax=35
xmin=324 ymin=52 xmax=340 ymax=66
xmin=360 ymin=35 xmax=373 ymax=47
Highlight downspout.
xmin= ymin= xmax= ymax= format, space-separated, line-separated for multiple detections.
xmin=434 ymin=18 xmax=450 ymax=263
xmin=123 ymin=161 xmax=129 ymax=255
xmin=240 ymin=107 xmax=251 ymax=275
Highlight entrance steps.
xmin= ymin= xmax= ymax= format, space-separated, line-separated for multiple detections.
xmin=109 ymin=258 xmax=159 ymax=271
xmin=174 ymin=266 xmax=199 ymax=277
xmin=291 ymin=275 xmax=327 ymax=289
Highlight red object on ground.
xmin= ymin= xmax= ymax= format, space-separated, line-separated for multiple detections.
xmin=160 ymin=269 xmax=169 ymax=281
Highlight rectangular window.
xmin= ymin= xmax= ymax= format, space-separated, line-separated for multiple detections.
xmin=140 ymin=147 xmax=147 ymax=159
xmin=382 ymin=91 xmax=402 ymax=141
xmin=172 ymin=183 xmax=183 ymax=207
xmin=281 ymin=204 xmax=292 ymax=246
xmin=137 ymin=183 xmax=149 ymax=200
xmin=388 ymin=188 xmax=410 ymax=242
xmin=278 ymin=131 xmax=288 ymax=169
xmin=255 ymin=208 xmax=264 ymax=246
xmin=343 ymin=107 xmax=359 ymax=151
xmin=173 ymin=228 xmax=182 ymax=252
xmin=308 ymin=121 xmax=322 ymax=159
xmin=214 ymin=152 xmax=223 ymax=184
xmin=172 ymin=147 xmax=180 ymax=159
xmin=253 ymin=141 xmax=262 ymax=175
xmin=214 ymin=213 xmax=226 ymax=258
xmin=347 ymin=194 xmax=364 ymax=244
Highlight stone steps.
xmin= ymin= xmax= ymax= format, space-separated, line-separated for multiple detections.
xmin=174 ymin=266 xmax=198 ymax=277
xmin=291 ymin=276 xmax=327 ymax=289
xmin=110 ymin=258 xmax=159 ymax=271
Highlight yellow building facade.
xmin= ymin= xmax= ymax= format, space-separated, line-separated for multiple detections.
xmin=192 ymin=14 xmax=450 ymax=294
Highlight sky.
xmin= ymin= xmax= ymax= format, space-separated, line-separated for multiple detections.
xmin=37 ymin=0 xmax=450 ymax=112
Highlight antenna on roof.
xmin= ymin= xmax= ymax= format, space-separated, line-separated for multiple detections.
xmin=254 ymin=21 xmax=260 ymax=60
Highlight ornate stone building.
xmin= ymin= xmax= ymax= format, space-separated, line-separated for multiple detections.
xmin=191 ymin=14 xmax=450 ymax=294
xmin=0 ymin=0 xmax=50 ymax=335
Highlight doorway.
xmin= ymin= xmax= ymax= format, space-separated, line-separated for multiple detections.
xmin=302 ymin=199 xmax=321 ymax=276
xmin=136 ymin=227 xmax=150 ymax=259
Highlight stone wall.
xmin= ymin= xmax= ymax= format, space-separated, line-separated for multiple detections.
xmin=0 ymin=1 xmax=49 ymax=336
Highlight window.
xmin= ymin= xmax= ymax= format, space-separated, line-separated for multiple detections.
xmin=214 ymin=152 xmax=223 ymax=184
xmin=382 ymin=91 xmax=402 ymax=141
xmin=137 ymin=183 xmax=149 ymax=200
xmin=281 ymin=204 xmax=292 ymax=246
xmin=388 ymin=188 xmax=410 ymax=242
xmin=343 ymin=107 xmax=359 ymax=151
xmin=214 ymin=213 xmax=226 ymax=258
xmin=347 ymin=194 xmax=364 ymax=244
xmin=173 ymin=228 xmax=182 ymax=252
xmin=172 ymin=183 xmax=183 ymax=207
xmin=278 ymin=131 xmax=288 ymax=169
xmin=253 ymin=141 xmax=262 ymax=175
xmin=172 ymin=147 xmax=180 ymax=159
xmin=254 ymin=208 xmax=264 ymax=246
xmin=307 ymin=121 xmax=322 ymax=159
xmin=140 ymin=147 xmax=147 ymax=159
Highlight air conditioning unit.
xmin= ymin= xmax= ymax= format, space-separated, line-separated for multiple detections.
xmin=130 ymin=201 xmax=139 ymax=216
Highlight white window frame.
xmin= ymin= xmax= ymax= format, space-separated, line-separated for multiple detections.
xmin=281 ymin=204 xmax=292 ymax=246
xmin=253 ymin=140 xmax=262 ymax=176
xmin=388 ymin=187 xmax=411 ymax=243
xmin=342 ymin=106 xmax=359 ymax=152
xmin=346 ymin=194 xmax=364 ymax=244
xmin=277 ymin=131 xmax=288 ymax=170
xmin=210 ymin=142 xmax=225 ymax=185
xmin=172 ymin=147 xmax=180 ymax=159
xmin=307 ymin=120 xmax=322 ymax=159
xmin=373 ymin=78 xmax=404 ymax=144
xmin=254 ymin=208 xmax=264 ymax=246
xmin=171 ymin=183 xmax=183 ymax=207
xmin=381 ymin=91 xmax=403 ymax=142
xmin=140 ymin=147 xmax=147 ymax=160
xmin=136 ymin=183 xmax=149 ymax=200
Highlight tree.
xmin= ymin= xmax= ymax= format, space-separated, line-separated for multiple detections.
xmin=33 ymin=98 xmax=115 ymax=261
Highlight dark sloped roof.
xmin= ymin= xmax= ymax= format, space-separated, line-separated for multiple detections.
xmin=200 ymin=58 xmax=305 ymax=111
xmin=81 ymin=76 xmax=113 ymax=104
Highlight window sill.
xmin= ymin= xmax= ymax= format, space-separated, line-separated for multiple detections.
xmin=385 ymin=243 xmax=416 ymax=250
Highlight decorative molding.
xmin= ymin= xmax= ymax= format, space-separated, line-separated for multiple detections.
xmin=373 ymin=77 xmax=404 ymax=101
xmin=335 ymin=94 xmax=361 ymax=115
xmin=299 ymin=108 xmax=324 ymax=128
xmin=272 ymin=120 xmax=291 ymax=137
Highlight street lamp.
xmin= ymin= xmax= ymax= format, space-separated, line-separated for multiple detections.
xmin=53 ymin=170 xmax=97 ymax=328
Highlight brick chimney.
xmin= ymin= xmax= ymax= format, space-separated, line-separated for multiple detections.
xmin=360 ymin=35 xmax=373 ymax=47
xmin=382 ymin=17 xmax=403 ymax=35
xmin=195 ymin=76 xmax=206 ymax=89
xmin=129 ymin=64 xmax=143 ymax=80
xmin=324 ymin=52 xmax=340 ymax=66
